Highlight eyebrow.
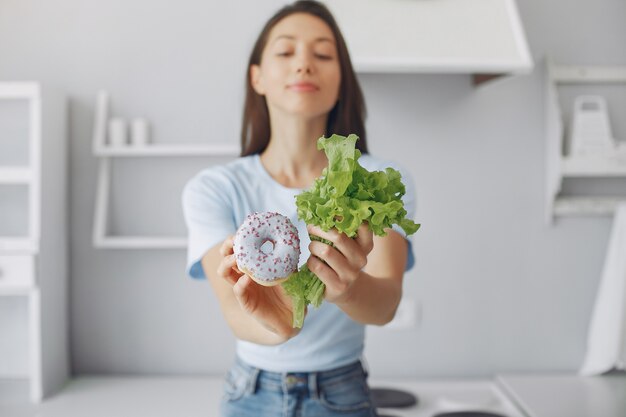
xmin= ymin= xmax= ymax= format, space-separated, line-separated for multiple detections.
xmin=271 ymin=35 xmax=334 ymax=44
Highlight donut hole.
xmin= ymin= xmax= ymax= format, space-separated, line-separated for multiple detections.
xmin=259 ymin=239 xmax=275 ymax=255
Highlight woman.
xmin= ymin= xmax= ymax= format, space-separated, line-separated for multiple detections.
xmin=183 ymin=1 xmax=416 ymax=416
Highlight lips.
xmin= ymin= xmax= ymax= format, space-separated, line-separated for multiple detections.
xmin=287 ymin=81 xmax=319 ymax=92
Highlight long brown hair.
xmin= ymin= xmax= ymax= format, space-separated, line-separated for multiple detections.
xmin=240 ymin=0 xmax=368 ymax=156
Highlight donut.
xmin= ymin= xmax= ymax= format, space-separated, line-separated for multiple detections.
xmin=233 ymin=212 xmax=300 ymax=286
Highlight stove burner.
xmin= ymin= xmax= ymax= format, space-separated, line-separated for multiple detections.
xmin=370 ymin=387 xmax=418 ymax=408
xmin=433 ymin=412 xmax=507 ymax=417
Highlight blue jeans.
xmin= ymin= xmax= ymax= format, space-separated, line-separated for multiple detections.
xmin=220 ymin=357 xmax=377 ymax=417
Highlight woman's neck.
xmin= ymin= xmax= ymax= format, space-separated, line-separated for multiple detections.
xmin=260 ymin=114 xmax=329 ymax=189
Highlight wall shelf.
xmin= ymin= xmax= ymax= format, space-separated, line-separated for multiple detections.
xmin=91 ymin=90 xmax=238 ymax=249
xmin=0 ymin=238 xmax=38 ymax=254
xmin=0 ymin=167 xmax=32 ymax=183
xmin=562 ymin=155 xmax=626 ymax=177
xmin=0 ymin=286 xmax=37 ymax=297
xmin=544 ymin=57 xmax=626 ymax=223
xmin=553 ymin=197 xmax=623 ymax=217
xmin=93 ymin=236 xmax=186 ymax=250
xmin=93 ymin=144 xmax=238 ymax=158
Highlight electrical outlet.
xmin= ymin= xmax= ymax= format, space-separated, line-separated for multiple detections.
xmin=386 ymin=297 xmax=420 ymax=330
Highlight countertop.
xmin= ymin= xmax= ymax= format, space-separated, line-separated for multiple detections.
xmin=0 ymin=375 xmax=526 ymax=417
xmin=6 ymin=373 xmax=623 ymax=417
xmin=497 ymin=372 xmax=626 ymax=417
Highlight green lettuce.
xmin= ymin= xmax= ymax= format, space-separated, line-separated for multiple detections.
xmin=282 ymin=134 xmax=420 ymax=328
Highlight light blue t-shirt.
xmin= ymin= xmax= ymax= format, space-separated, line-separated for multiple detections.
xmin=182 ymin=153 xmax=416 ymax=372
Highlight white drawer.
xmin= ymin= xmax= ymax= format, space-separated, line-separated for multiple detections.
xmin=0 ymin=255 xmax=35 ymax=288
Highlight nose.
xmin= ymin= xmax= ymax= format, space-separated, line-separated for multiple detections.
xmin=297 ymin=64 xmax=312 ymax=74
xmin=295 ymin=52 xmax=313 ymax=74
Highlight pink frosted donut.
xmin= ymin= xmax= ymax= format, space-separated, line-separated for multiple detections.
xmin=233 ymin=212 xmax=300 ymax=286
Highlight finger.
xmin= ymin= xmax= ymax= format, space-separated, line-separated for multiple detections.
xmin=355 ymin=223 xmax=374 ymax=254
xmin=308 ymin=225 xmax=366 ymax=270
xmin=307 ymin=255 xmax=340 ymax=290
xmin=232 ymin=274 xmax=253 ymax=309
xmin=309 ymin=240 xmax=356 ymax=280
xmin=307 ymin=224 xmax=355 ymax=259
xmin=219 ymin=236 xmax=235 ymax=256
xmin=217 ymin=254 xmax=240 ymax=286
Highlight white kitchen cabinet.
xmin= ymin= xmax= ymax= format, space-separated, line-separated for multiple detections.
xmin=323 ymin=0 xmax=533 ymax=84
xmin=544 ymin=58 xmax=626 ymax=223
xmin=0 ymin=82 xmax=68 ymax=402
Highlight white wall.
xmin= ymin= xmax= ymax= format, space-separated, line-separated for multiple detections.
xmin=0 ymin=0 xmax=624 ymax=378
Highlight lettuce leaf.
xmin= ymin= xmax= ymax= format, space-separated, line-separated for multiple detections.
xmin=282 ymin=134 xmax=420 ymax=328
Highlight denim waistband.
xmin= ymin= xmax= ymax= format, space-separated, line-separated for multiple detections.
xmin=231 ymin=356 xmax=368 ymax=398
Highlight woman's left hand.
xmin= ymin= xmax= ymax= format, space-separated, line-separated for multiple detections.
xmin=306 ymin=223 xmax=374 ymax=304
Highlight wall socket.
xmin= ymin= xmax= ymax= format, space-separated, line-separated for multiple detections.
xmin=386 ymin=297 xmax=420 ymax=330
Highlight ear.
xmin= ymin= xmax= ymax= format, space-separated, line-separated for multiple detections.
xmin=250 ymin=64 xmax=265 ymax=95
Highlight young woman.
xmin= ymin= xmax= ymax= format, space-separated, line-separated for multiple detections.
xmin=183 ymin=1 xmax=416 ymax=416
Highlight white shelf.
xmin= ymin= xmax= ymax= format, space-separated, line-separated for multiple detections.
xmin=562 ymin=155 xmax=626 ymax=177
xmin=0 ymin=82 xmax=40 ymax=99
xmin=91 ymin=90 xmax=238 ymax=249
xmin=0 ymin=239 xmax=37 ymax=259
xmin=0 ymin=167 xmax=32 ymax=184
xmin=0 ymin=83 xmax=40 ymax=247
xmin=93 ymin=236 xmax=186 ymax=250
xmin=554 ymin=197 xmax=624 ymax=216
xmin=0 ymin=82 xmax=53 ymax=404
xmin=93 ymin=143 xmax=238 ymax=157
xmin=0 ymin=288 xmax=41 ymax=403
xmin=544 ymin=57 xmax=626 ymax=222
xmin=0 ymin=238 xmax=38 ymax=254
xmin=0 ymin=286 xmax=37 ymax=296
xmin=551 ymin=65 xmax=626 ymax=84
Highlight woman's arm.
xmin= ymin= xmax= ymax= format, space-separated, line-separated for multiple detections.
xmin=307 ymin=225 xmax=408 ymax=325
xmin=201 ymin=237 xmax=301 ymax=345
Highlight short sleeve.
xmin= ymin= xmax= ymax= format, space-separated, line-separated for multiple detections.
xmin=181 ymin=168 xmax=237 ymax=279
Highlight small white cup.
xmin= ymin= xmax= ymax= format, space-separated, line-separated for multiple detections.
xmin=108 ymin=118 xmax=128 ymax=147
xmin=131 ymin=118 xmax=150 ymax=147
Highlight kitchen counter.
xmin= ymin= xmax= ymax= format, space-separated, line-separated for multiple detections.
xmin=9 ymin=373 xmax=625 ymax=417
xmin=0 ymin=376 xmax=527 ymax=417
xmin=497 ymin=372 xmax=626 ymax=417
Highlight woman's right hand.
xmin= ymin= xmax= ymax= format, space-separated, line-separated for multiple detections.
xmin=217 ymin=236 xmax=302 ymax=342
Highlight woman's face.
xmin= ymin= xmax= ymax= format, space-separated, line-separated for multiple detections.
xmin=251 ymin=13 xmax=341 ymax=120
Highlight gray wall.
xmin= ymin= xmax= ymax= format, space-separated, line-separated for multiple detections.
xmin=1 ymin=0 xmax=624 ymax=378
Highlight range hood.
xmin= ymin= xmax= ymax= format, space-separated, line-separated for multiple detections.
xmin=323 ymin=0 xmax=533 ymax=85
